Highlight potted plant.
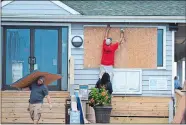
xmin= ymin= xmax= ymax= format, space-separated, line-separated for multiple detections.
xmin=88 ymin=87 xmax=112 ymax=123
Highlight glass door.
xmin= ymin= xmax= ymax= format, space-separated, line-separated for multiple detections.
xmin=4 ymin=28 xmax=30 ymax=90
xmin=34 ymin=29 xmax=61 ymax=90
xmin=3 ymin=27 xmax=68 ymax=91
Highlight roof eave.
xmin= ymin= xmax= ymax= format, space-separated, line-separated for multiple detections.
xmin=1 ymin=15 xmax=186 ymax=23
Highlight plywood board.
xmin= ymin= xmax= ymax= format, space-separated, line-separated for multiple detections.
xmin=84 ymin=27 xmax=157 ymax=68
xmin=11 ymin=70 xmax=62 ymax=88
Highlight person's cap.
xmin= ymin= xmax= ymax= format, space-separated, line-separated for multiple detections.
xmin=38 ymin=76 xmax=45 ymax=82
xmin=107 ymin=38 xmax=112 ymax=41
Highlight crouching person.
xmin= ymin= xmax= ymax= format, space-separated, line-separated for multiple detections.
xmin=26 ymin=76 xmax=52 ymax=124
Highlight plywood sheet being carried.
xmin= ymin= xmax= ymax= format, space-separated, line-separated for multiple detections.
xmin=84 ymin=27 xmax=157 ymax=68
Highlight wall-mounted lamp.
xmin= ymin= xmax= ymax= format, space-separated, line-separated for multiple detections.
xmin=71 ymin=36 xmax=83 ymax=48
xmin=169 ymin=23 xmax=178 ymax=31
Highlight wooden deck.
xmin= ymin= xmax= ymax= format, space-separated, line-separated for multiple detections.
xmin=1 ymin=91 xmax=172 ymax=124
xmin=1 ymin=91 xmax=70 ymax=124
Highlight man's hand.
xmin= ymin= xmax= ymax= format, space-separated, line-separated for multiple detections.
xmin=46 ymin=95 xmax=52 ymax=110
xmin=119 ymin=31 xmax=124 ymax=44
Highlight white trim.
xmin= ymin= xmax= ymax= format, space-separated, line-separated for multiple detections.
xmin=168 ymin=101 xmax=174 ymax=123
xmin=112 ymin=69 xmax=142 ymax=95
xmin=68 ymin=24 xmax=72 ymax=61
xmin=2 ymin=22 xmax=70 ymax=26
xmin=1 ymin=16 xmax=186 ymax=23
xmin=51 ymin=1 xmax=80 ymax=15
xmin=172 ymin=31 xmax=175 ymax=97
xmin=1 ymin=0 xmax=12 ymax=7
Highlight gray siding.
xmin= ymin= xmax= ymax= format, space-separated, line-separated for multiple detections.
xmin=71 ymin=23 xmax=173 ymax=97
xmin=2 ymin=1 xmax=71 ymax=16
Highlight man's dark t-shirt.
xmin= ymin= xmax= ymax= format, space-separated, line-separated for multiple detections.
xmin=95 ymin=78 xmax=113 ymax=95
xmin=29 ymin=82 xmax=48 ymax=104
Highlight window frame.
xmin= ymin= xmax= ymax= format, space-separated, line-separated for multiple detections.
xmin=157 ymin=26 xmax=166 ymax=69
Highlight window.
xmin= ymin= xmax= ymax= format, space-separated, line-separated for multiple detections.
xmin=157 ymin=29 xmax=164 ymax=67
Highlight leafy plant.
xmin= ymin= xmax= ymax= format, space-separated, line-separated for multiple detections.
xmin=88 ymin=87 xmax=111 ymax=107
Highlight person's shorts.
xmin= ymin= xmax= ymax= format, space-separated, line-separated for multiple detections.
xmin=100 ymin=65 xmax=114 ymax=81
xmin=29 ymin=103 xmax=42 ymax=121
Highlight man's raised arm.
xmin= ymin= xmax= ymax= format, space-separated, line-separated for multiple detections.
xmin=104 ymin=24 xmax=111 ymax=39
xmin=119 ymin=29 xmax=125 ymax=44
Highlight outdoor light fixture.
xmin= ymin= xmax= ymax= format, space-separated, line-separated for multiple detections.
xmin=169 ymin=23 xmax=178 ymax=31
xmin=71 ymin=36 xmax=83 ymax=48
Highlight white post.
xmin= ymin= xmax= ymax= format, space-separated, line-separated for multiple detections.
xmin=172 ymin=31 xmax=175 ymax=97
xmin=69 ymin=56 xmax=75 ymax=96
xmin=169 ymin=101 xmax=174 ymax=123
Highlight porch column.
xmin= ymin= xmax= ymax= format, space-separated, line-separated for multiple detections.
xmin=177 ymin=60 xmax=183 ymax=85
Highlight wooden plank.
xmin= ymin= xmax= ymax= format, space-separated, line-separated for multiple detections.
xmin=2 ymin=97 xmax=67 ymax=103
xmin=112 ymin=103 xmax=168 ymax=111
xmin=2 ymin=102 xmax=65 ymax=108
xmin=110 ymin=117 xmax=169 ymax=124
xmin=2 ymin=91 xmax=69 ymax=98
xmin=112 ymin=97 xmax=171 ymax=102
xmin=111 ymin=110 xmax=169 ymax=117
xmin=2 ymin=113 xmax=65 ymax=119
xmin=2 ymin=118 xmax=65 ymax=123
xmin=112 ymin=102 xmax=168 ymax=106
xmin=2 ymin=108 xmax=65 ymax=113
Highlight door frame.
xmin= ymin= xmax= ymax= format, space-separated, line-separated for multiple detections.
xmin=2 ymin=24 xmax=71 ymax=91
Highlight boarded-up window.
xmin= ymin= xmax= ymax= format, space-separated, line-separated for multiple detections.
xmin=84 ymin=27 xmax=157 ymax=69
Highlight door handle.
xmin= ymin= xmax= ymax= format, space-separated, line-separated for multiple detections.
xmin=28 ymin=57 xmax=36 ymax=64
xmin=28 ymin=56 xmax=31 ymax=64
xmin=33 ymin=57 xmax=36 ymax=64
